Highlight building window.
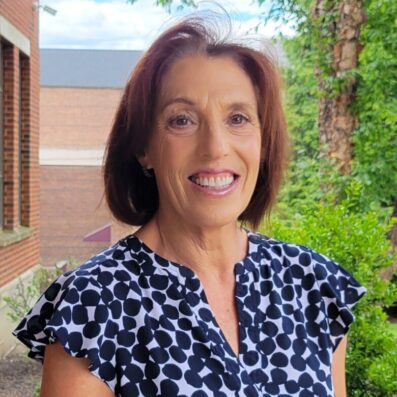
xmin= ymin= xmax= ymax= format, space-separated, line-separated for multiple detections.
xmin=0 ymin=42 xmax=3 ymax=229
xmin=19 ymin=53 xmax=30 ymax=227
xmin=18 ymin=53 xmax=22 ymax=224
xmin=1 ymin=44 xmax=28 ymax=230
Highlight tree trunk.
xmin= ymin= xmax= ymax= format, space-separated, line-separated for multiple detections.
xmin=313 ymin=0 xmax=366 ymax=174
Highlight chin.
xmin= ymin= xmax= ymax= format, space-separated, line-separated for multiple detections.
xmin=187 ymin=208 xmax=244 ymax=230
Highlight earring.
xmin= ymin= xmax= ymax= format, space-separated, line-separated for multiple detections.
xmin=142 ymin=167 xmax=153 ymax=178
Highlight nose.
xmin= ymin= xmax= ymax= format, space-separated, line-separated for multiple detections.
xmin=198 ymin=120 xmax=229 ymax=160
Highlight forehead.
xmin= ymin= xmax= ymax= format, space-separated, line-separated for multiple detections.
xmin=158 ymin=55 xmax=257 ymax=106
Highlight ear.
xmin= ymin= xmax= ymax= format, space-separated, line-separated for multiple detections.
xmin=136 ymin=153 xmax=153 ymax=170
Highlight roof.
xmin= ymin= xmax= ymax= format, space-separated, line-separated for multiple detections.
xmin=40 ymin=44 xmax=286 ymax=89
xmin=40 ymin=48 xmax=143 ymax=88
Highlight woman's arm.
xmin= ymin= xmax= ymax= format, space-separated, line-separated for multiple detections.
xmin=40 ymin=342 xmax=115 ymax=397
xmin=332 ymin=335 xmax=348 ymax=397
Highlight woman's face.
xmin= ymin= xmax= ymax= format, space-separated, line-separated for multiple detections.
xmin=142 ymin=55 xmax=262 ymax=229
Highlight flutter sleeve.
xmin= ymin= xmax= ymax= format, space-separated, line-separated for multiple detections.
xmin=311 ymin=251 xmax=367 ymax=351
xmin=12 ymin=269 xmax=117 ymax=393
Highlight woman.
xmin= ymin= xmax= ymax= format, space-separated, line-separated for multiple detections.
xmin=13 ymin=15 xmax=366 ymax=397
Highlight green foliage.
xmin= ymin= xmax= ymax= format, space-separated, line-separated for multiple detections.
xmin=1 ymin=260 xmax=75 ymax=323
xmin=388 ymin=322 xmax=397 ymax=337
xmin=280 ymin=33 xmax=357 ymax=215
xmin=33 ymin=382 xmax=40 ymax=397
xmin=282 ymin=36 xmax=318 ymax=158
xmin=280 ymin=0 xmax=397 ymax=213
xmin=263 ymin=196 xmax=397 ymax=396
xmin=349 ymin=309 xmax=397 ymax=396
xmin=351 ymin=0 xmax=397 ymax=207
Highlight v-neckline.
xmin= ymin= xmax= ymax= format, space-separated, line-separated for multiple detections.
xmin=130 ymin=228 xmax=256 ymax=278
xmin=129 ymin=230 xmax=258 ymax=363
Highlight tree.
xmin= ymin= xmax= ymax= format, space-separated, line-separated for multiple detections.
xmin=313 ymin=0 xmax=366 ymax=174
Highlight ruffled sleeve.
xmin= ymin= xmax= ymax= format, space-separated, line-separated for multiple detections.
xmin=311 ymin=251 xmax=367 ymax=351
xmin=12 ymin=269 xmax=117 ymax=393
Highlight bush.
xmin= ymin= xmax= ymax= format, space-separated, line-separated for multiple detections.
xmin=1 ymin=260 xmax=76 ymax=323
xmin=262 ymin=196 xmax=397 ymax=396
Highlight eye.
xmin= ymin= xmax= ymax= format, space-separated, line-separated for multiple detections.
xmin=168 ymin=114 xmax=193 ymax=128
xmin=230 ymin=113 xmax=249 ymax=125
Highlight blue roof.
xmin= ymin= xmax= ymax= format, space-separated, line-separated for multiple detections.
xmin=40 ymin=44 xmax=286 ymax=89
xmin=40 ymin=48 xmax=143 ymax=88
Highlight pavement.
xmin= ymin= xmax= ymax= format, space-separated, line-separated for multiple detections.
xmin=0 ymin=355 xmax=41 ymax=397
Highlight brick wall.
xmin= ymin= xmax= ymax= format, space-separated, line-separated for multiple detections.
xmin=39 ymin=83 xmax=133 ymax=265
xmin=40 ymin=165 xmax=131 ymax=266
xmin=0 ymin=1 xmax=40 ymax=287
xmin=41 ymin=87 xmax=122 ymax=148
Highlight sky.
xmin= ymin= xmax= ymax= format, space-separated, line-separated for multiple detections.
xmin=39 ymin=0 xmax=293 ymax=50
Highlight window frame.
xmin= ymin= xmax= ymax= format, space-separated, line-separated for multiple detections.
xmin=0 ymin=42 xmax=4 ymax=229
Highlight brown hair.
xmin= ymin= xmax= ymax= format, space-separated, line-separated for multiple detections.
xmin=103 ymin=15 xmax=289 ymax=230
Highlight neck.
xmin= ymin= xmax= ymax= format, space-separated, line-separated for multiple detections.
xmin=136 ymin=210 xmax=248 ymax=279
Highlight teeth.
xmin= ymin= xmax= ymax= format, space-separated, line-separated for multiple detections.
xmin=193 ymin=175 xmax=235 ymax=189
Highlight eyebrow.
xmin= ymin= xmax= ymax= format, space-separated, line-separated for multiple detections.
xmin=159 ymin=97 xmax=196 ymax=112
xmin=160 ymin=97 xmax=257 ymax=112
xmin=227 ymin=101 xmax=257 ymax=110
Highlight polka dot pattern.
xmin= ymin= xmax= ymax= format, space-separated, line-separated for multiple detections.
xmin=13 ymin=231 xmax=366 ymax=396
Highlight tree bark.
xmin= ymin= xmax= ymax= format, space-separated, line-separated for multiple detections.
xmin=313 ymin=0 xmax=366 ymax=174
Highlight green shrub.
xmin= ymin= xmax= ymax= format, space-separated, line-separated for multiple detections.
xmin=262 ymin=197 xmax=397 ymax=396
xmin=388 ymin=322 xmax=397 ymax=337
xmin=352 ymin=0 xmax=397 ymax=209
xmin=1 ymin=259 xmax=76 ymax=323
xmin=33 ymin=382 xmax=40 ymax=397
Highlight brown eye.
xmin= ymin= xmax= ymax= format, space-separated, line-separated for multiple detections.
xmin=231 ymin=113 xmax=248 ymax=125
xmin=176 ymin=117 xmax=189 ymax=126
xmin=168 ymin=114 xmax=193 ymax=128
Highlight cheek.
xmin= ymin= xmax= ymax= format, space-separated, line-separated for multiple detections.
xmin=239 ymin=136 xmax=262 ymax=191
xmin=149 ymin=135 xmax=192 ymax=178
xmin=237 ymin=134 xmax=262 ymax=164
xmin=147 ymin=134 xmax=174 ymax=166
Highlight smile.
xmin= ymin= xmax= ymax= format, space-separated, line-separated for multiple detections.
xmin=188 ymin=171 xmax=239 ymax=195
xmin=191 ymin=174 xmax=235 ymax=189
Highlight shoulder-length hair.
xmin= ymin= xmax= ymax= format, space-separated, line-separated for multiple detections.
xmin=103 ymin=15 xmax=289 ymax=230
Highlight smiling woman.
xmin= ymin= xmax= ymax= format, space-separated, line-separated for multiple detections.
xmin=139 ymin=54 xmax=263 ymax=231
xmin=13 ymin=13 xmax=366 ymax=397
xmin=104 ymin=17 xmax=287 ymax=230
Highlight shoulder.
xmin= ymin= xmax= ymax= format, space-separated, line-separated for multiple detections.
xmin=249 ymin=230 xmax=366 ymax=304
xmin=248 ymin=230 xmax=334 ymax=268
xmin=44 ymin=234 xmax=149 ymax=307
xmin=60 ymin=234 xmax=145 ymax=284
xmin=247 ymin=230 xmax=358 ymax=288
xmin=13 ymin=234 xmax=148 ymax=360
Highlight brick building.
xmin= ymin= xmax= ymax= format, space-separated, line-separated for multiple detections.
xmin=40 ymin=49 xmax=141 ymax=266
xmin=0 ymin=1 xmax=40 ymax=288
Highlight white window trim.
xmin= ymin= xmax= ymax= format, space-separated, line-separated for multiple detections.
xmin=0 ymin=16 xmax=30 ymax=56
